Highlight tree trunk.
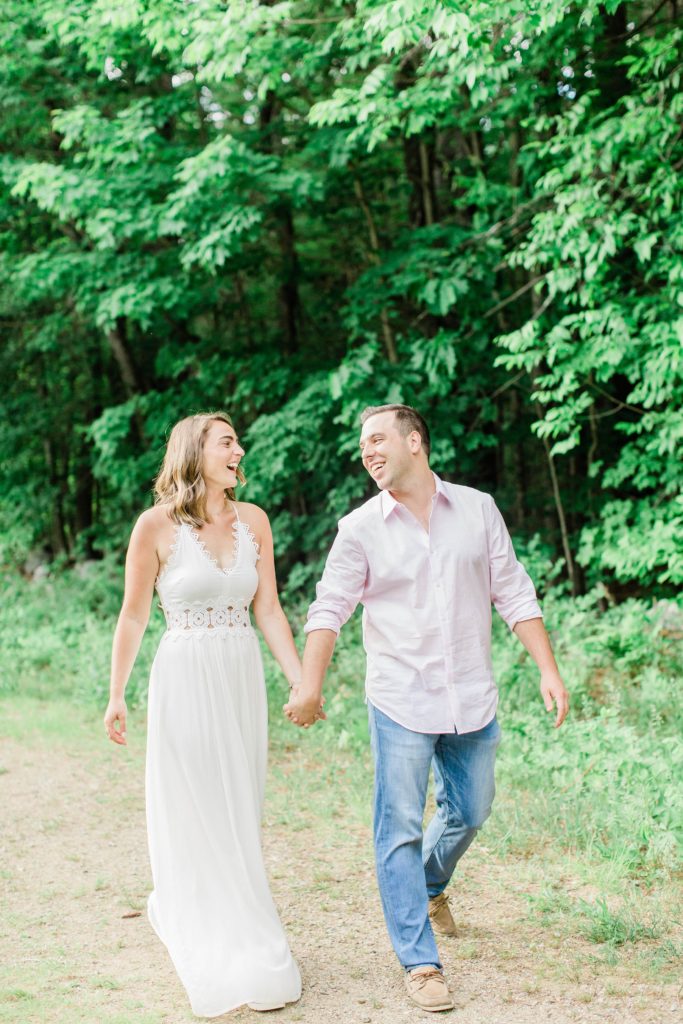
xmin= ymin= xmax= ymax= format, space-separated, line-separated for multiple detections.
xmin=353 ymin=177 xmax=398 ymax=364
xmin=106 ymin=318 xmax=146 ymax=440
xmin=234 ymin=272 xmax=255 ymax=349
xmin=402 ymin=134 xmax=438 ymax=228
xmin=43 ymin=437 xmax=70 ymax=557
xmin=73 ymin=449 xmax=94 ymax=556
xmin=596 ymin=4 xmax=630 ymax=101
xmin=510 ymin=387 xmax=526 ymax=528
xmin=276 ymin=202 xmax=301 ymax=354
xmin=534 ymin=410 xmax=580 ymax=595
xmin=106 ymin=318 xmax=142 ymax=399
xmin=259 ymin=92 xmax=302 ymax=353
xmin=529 ymin=283 xmax=580 ymax=595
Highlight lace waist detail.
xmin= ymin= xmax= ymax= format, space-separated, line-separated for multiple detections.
xmin=162 ymin=601 xmax=255 ymax=638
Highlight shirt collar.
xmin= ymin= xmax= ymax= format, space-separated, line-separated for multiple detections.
xmin=380 ymin=489 xmax=398 ymax=519
xmin=380 ymin=473 xmax=450 ymax=519
xmin=433 ymin=473 xmax=452 ymax=504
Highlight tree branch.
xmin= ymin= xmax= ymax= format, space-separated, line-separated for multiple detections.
xmin=586 ymin=380 xmax=647 ymax=416
xmin=483 ymin=275 xmax=547 ymax=319
xmin=619 ymin=0 xmax=671 ymax=38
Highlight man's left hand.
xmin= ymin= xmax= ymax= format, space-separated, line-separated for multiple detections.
xmin=540 ymin=671 xmax=569 ymax=727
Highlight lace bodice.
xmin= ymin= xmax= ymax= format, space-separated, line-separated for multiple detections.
xmin=156 ymin=506 xmax=260 ymax=639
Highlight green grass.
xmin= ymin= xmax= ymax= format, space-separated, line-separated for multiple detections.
xmin=578 ymin=896 xmax=663 ymax=947
xmin=6 ymin=565 xmax=683 ymax=841
xmin=1 ymin=560 xmax=681 ymax=977
xmin=2 ymin=561 xmax=682 ymax=879
xmin=524 ymin=878 xmax=680 ymax=982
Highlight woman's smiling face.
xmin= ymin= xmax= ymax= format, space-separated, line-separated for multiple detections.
xmin=201 ymin=419 xmax=245 ymax=490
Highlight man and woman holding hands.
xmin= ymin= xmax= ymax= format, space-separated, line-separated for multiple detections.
xmin=105 ymin=403 xmax=568 ymax=1017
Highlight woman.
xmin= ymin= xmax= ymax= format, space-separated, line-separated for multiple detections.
xmin=104 ymin=412 xmax=308 ymax=1017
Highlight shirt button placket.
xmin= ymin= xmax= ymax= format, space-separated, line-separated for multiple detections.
xmin=430 ymin=549 xmax=452 ymax=732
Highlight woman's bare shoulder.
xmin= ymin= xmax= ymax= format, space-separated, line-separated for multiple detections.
xmin=134 ymin=505 xmax=177 ymax=539
xmin=234 ymin=502 xmax=271 ymax=543
xmin=234 ymin=501 xmax=269 ymax=525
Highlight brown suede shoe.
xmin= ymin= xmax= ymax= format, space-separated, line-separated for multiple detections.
xmin=428 ymin=892 xmax=457 ymax=937
xmin=404 ymin=966 xmax=454 ymax=1012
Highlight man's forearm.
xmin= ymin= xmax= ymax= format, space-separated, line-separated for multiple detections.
xmin=514 ymin=616 xmax=569 ymax=727
xmin=513 ymin=616 xmax=559 ymax=674
xmin=301 ymin=628 xmax=338 ymax=698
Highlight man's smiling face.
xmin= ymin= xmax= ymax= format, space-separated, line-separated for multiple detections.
xmin=359 ymin=411 xmax=414 ymax=491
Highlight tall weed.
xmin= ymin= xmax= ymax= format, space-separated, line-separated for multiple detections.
xmin=0 ymin=563 xmax=681 ymax=879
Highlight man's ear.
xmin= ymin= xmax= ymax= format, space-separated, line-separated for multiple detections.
xmin=408 ymin=430 xmax=422 ymax=453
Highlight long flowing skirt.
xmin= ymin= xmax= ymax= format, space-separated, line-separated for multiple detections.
xmin=145 ymin=633 xmax=301 ymax=1017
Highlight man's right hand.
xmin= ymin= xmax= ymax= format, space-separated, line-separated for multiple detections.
xmin=283 ymin=687 xmax=326 ymax=729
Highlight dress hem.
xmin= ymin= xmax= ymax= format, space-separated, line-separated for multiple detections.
xmin=147 ymin=895 xmax=302 ymax=1019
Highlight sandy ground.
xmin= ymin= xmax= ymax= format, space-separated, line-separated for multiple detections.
xmin=0 ymin=705 xmax=680 ymax=1024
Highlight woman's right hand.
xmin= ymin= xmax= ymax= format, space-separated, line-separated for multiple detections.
xmin=104 ymin=698 xmax=127 ymax=745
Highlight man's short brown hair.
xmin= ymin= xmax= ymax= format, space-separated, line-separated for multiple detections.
xmin=360 ymin=404 xmax=431 ymax=456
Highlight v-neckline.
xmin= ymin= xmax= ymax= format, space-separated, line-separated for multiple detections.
xmin=186 ymin=514 xmax=241 ymax=576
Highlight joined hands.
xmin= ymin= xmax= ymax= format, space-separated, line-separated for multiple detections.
xmin=283 ymin=686 xmax=326 ymax=729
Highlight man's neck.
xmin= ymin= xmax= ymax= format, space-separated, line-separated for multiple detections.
xmin=388 ymin=468 xmax=436 ymax=530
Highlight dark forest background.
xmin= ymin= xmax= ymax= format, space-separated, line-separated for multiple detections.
xmin=1 ymin=0 xmax=681 ymax=599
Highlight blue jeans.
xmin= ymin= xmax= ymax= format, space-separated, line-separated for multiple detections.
xmin=368 ymin=702 xmax=501 ymax=971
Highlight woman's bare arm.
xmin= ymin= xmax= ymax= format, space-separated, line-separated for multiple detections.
xmin=104 ymin=510 xmax=164 ymax=745
xmin=248 ymin=506 xmax=305 ymax=692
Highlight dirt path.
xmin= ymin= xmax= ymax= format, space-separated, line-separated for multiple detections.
xmin=0 ymin=702 xmax=680 ymax=1024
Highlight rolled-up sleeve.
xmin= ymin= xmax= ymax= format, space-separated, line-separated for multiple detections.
xmin=486 ymin=495 xmax=542 ymax=630
xmin=304 ymin=523 xmax=368 ymax=635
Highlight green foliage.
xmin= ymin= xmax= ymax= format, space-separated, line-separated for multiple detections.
xmin=494 ymin=22 xmax=683 ymax=584
xmin=1 ymin=1 xmax=681 ymax=604
xmin=0 ymin=562 xmax=160 ymax=708
xmin=491 ymin=588 xmax=683 ymax=874
xmin=2 ymin=561 xmax=680 ymax=882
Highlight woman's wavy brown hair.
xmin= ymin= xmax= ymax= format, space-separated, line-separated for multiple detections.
xmin=154 ymin=412 xmax=246 ymax=526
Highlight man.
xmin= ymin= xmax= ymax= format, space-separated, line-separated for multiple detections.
xmin=285 ymin=404 xmax=569 ymax=1013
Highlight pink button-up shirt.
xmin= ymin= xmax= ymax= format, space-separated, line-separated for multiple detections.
xmin=305 ymin=475 xmax=542 ymax=734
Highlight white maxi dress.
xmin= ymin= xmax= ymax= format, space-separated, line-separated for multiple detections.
xmin=146 ymin=507 xmax=301 ymax=1017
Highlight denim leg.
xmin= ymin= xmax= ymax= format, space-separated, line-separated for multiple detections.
xmin=368 ymin=703 xmax=442 ymax=971
xmin=423 ymin=716 xmax=501 ymax=898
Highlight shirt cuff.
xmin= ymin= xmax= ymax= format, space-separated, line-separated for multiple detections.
xmin=303 ymin=614 xmax=342 ymax=636
xmin=508 ymin=605 xmax=544 ymax=631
